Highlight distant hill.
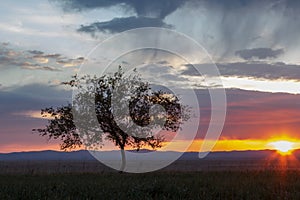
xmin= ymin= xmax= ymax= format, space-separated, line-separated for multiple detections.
xmin=0 ymin=150 xmax=94 ymax=161
xmin=0 ymin=149 xmax=292 ymax=161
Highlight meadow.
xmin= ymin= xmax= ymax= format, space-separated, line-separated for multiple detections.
xmin=1 ymin=170 xmax=300 ymax=200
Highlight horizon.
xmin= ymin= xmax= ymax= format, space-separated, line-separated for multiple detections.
xmin=1 ymin=137 xmax=300 ymax=154
xmin=0 ymin=147 xmax=295 ymax=154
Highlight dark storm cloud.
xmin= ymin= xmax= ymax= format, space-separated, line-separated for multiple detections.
xmin=55 ymin=0 xmax=184 ymax=34
xmin=221 ymin=89 xmax=300 ymax=140
xmin=0 ymin=83 xmax=71 ymax=137
xmin=194 ymin=88 xmax=300 ymax=140
xmin=235 ymin=48 xmax=284 ymax=60
xmin=0 ymin=84 xmax=72 ymax=146
xmin=56 ymin=0 xmax=185 ymax=19
xmin=0 ymin=84 xmax=71 ymax=114
xmin=54 ymin=0 xmax=300 ymax=57
xmin=169 ymin=0 xmax=300 ymax=61
xmin=78 ymin=16 xmax=173 ymax=34
xmin=182 ymin=61 xmax=300 ymax=81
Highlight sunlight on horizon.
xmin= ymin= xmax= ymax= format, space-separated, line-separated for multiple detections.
xmin=269 ymin=140 xmax=295 ymax=155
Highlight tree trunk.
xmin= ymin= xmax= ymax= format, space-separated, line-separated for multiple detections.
xmin=119 ymin=148 xmax=126 ymax=173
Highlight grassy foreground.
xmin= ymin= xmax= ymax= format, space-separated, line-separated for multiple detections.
xmin=1 ymin=170 xmax=300 ymax=200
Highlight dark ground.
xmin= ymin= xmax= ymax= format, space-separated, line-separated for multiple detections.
xmin=0 ymin=158 xmax=300 ymax=199
xmin=1 ymin=170 xmax=300 ymax=199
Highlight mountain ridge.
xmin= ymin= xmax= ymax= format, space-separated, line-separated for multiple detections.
xmin=0 ymin=149 xmax=295 ymax=161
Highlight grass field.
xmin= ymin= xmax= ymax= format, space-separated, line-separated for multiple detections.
xmin=1 ymin=170 xmax=300 ymax=200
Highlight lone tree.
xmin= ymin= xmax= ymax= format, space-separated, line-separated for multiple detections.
xmin=33 ymin=66 xmax=190 ymax=172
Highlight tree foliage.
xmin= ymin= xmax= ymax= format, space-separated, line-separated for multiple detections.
xmin=33 ymin=105 xmax=81 ymax=150
xmin=33 ymin=66 xmax=190 ymax=153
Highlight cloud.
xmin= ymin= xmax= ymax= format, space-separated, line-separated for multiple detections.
xmin=0 ymin=84 xmax=71 ymax=136
xmin=45 ymin=0 xmax=300 ymax=63
xmin=0 ymin=84 xmax=71 ymax=124
xmin=55 ymin=0 xmax=300 ymax=57
xmin=12 ymin=110 xmax=56 ymax=119
xmin=78 ymin=16 xmax=173 ymax=34
xmin=56 ymin=56 xmax=85 ymax=67
xmin=56 ymin=0 xmax=186 ymax=19
xmin=235 ymin=48 xmax=284 ymax=60
xmin=156 ymin=60 xmax=169 ymax=65
xmin=28 ymin=50 xmax=61 ymax=59
xmin=0 ymin=84 xmax=71 ymax=147
xmin=20 ymin=62 xmax=61 ymax=71
xmin=221 ymin=89 xmax=300 ymax=139
xmin=3 ymin=82 xmax=300 ymax=146
xmin=2 ymin=83 xmax=300 ymax=148
xmin=1 ymin=42 xmax=9 ymax=46
xmin=142 ymin=0 xmax=300 ymax=63
xmin=0 ymin=43 xmax=84 ymax=70
xmin=55 ymin=0 xmax=180 ymax=35
xmin=182 ymin=61 xmax=300 ymax=81
xmin=30 ymin=52 xmax=62 ymax=64
xmin=193 ymin=88 xmax=300 ymax=140
xmin=28 ymin=50 xmax=44 ymax=55
xmin=0 ymin=45 xmax=20 ymax=62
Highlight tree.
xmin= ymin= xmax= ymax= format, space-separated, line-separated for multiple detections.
xmin=33 ymin=66 xmax=190 ymax=172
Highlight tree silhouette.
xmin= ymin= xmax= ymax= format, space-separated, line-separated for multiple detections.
xmin=33 ymin=66 xmax=190 ymax=172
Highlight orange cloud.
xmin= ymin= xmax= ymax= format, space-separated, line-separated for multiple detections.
xmin=12 ymin=110 xmax=54 ymax=119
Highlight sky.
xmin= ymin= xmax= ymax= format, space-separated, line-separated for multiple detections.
xmin=1 ymin=0 xmax=300 ymax=153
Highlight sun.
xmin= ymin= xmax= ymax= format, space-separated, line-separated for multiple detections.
xmin=269 ymin=140 xmax=294 ymax=155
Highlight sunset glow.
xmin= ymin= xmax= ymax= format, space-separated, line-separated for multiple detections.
xmin=269 ymin=140 xmax=295 ymax=155
xmin=1 ymin=137 xmax=300 ymax=154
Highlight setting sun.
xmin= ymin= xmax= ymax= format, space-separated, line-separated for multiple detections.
xmin=269 ymin=140 xmax=294 ymax=155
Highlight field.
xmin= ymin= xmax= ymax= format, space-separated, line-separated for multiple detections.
xmin=1 ymin=170 xmax=300 ymax=199
xmin=1 ymin=159 xmax=300 ymax=200
xmin=0 ymin=158 xmax=300 ymax=200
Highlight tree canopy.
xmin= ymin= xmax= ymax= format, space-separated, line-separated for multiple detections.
xmin=33 ymin=66 xmax=190 ymax=171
